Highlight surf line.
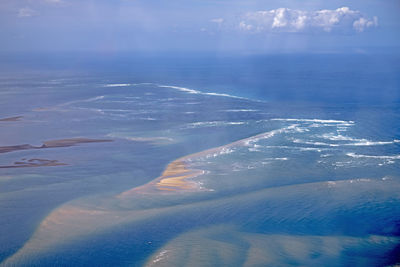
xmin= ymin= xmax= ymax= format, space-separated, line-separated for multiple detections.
xmin=118 ymin=125 xmax=295 ymax=196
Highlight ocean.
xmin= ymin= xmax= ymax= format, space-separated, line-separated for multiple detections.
xmin=0 ymin=53 xmax=399 ymax=266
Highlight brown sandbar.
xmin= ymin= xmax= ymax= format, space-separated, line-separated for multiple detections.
xmin=119 ymin=127 xmax=290 ymax=196
xmin=0 ymin=158 xmax=67 ymax=168
xmin=0 ymin=138 xmax=112 ymax=154
xmin=119 ymin=159 xmax=204 ymax=196
xmin=0 ymin=116 xmax=23 ymax=122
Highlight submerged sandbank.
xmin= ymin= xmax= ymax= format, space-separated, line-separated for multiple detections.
xmin=0 ymin=138 xmax=112 ymax=154
xmin=0 ymin=158 xmax=66 ymax=168
xmin=0 ymin=116 xmax=23 ymax=122
xmin=0 ymin=138 xmax=112 ymax=168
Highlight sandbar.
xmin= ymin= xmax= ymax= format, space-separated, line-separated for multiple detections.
xmin=0 ymin=138 xmax=112 ymax=154
xmin=0 ymin=116 xmax=23 ymax=122
xmin=119 ymin=126 xmax=293 ymax=196
xmin=0 ymin=158 xmax=67 ymax=168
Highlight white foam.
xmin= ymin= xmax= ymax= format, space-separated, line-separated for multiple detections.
xmin=264 ymin=157 xmax=288 ymax=161
xmin=229 ymin=122 xmax=246 ymax=125
xmin=205 ymin=92 xmax=242 ymax=98
xmin=293 ymin=127 xmax=310 ymax=133
xmin=152 ymin=250 xmax=170 ymax=263
xmin=60 ymin=95 xmax=105 ymax=107
xmin=158 ymin=85 xmax=202 ymax=94
xmin=205 ymin=147 xmax=235 ymax=158
xmin=103 ymin=83 xmax=152 ymax=88
xmin=72 ymin=107 xmax=106 ymax=114
xmin=243 ymin=124 xmax=300 ymax=146
xmin=326 ymin=178 xmax=372 ymax=186
xmin=291 ymin=139 xmax=340 ymax=147
xmin=104 ymin=83 xmax=131 ymax=87
xmin=222 ymin=109 xmax=259 ymax=112
xmin=349 ymin=178 xmax=371 ymax=183
xmin=299 ymin=147 xmax=323 ymax=152
xmin=346 ymin=153 xmax=400 ymax=160
xmin=320 ymin=133 xmax=360 ymax=141
xmin=157 ymin=84 xmax=251 ymax=101
xmin=295 ymin=133 xmax=397 ymax=147
xmin=346 ymin=141 xmax=395 ymax=146
xmin=185 ymin=121 xmax=246 ymax=129
xmin=101 ymin=100 xmax=137 ymax=104
xmin=271 ymin=118 xmax=354 ymax=124
xmin=319 ymin=133 xmax=396 ymax=146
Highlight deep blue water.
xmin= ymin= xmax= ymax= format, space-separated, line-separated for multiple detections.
xmin=0 ymin=53 xmax=399 ymax=266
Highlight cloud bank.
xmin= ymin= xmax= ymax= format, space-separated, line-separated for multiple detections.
xmin=236 ymin=7 xmax=377 ymax=33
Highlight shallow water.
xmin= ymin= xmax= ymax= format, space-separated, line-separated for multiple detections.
xmin=0 ymin=54 xmax=399 ymax=266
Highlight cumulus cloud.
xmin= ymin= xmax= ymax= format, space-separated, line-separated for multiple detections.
xmin=237 ymin=7 xmax=378 ymax=33
xmin=17 ymin=7 xmax=38 ymax=18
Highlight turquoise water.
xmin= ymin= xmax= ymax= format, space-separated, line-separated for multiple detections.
xmin=0 ymin=54 xmax=399 ymax=266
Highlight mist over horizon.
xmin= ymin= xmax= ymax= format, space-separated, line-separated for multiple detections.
xmin=1 ymin=0 xmax=399 ymax=54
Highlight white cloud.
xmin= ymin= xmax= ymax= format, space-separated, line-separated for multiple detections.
xmin=236 ymin=7 xmax=378 ymax=33
xmin=17 ymin=7 xmax=38 ymax=18
xmin=353 ymin=16 xmax=378 ymax=32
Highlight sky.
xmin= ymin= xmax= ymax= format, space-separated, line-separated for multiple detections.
xmin=0 ymin=0 xmax=399 ymax=53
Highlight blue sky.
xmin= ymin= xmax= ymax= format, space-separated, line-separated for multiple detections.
xmin=1 ymin=0 xmax=399 ymax=53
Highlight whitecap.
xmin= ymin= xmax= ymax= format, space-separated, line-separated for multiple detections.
xmin=271 ymin=118 xmax=354 ymax=124
xmin=205 ymin=147 xmax=236 ymax=158
xmin=264 ymin=157 xmax=288 ymax=161
xmin=103 ymin=83 xmax=131 ymax=87
xmin=222 ymin=109 xmax=259 ymax=112
xmin=157 ymin=84 xmax=252 ymax=101
xmin=291 ymin=139 xmax=340 ymax=147
xmin=152 ymin=250 xmax=170 ymax=264
xmin=243 ymin=124 xmax=299 ymax=146
xmin=158 ymin=85 xmax=201 ymax=94
xmin=103 ymin=82 xmax=152 ymax=88
xmin=319 ymin=133 xmax=361 ymax=141
xmin=346 ymin=141 xmax=395 ymax=146
xmin=319 ymin=133 xmax=396 ymax=146
xmin=184 ymin=121 xmax=245 ymax=129
xmin=346 ymin=153 xmax=400 ymax=160
xmin=60 ymin=95 xmax=105 ymax=107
